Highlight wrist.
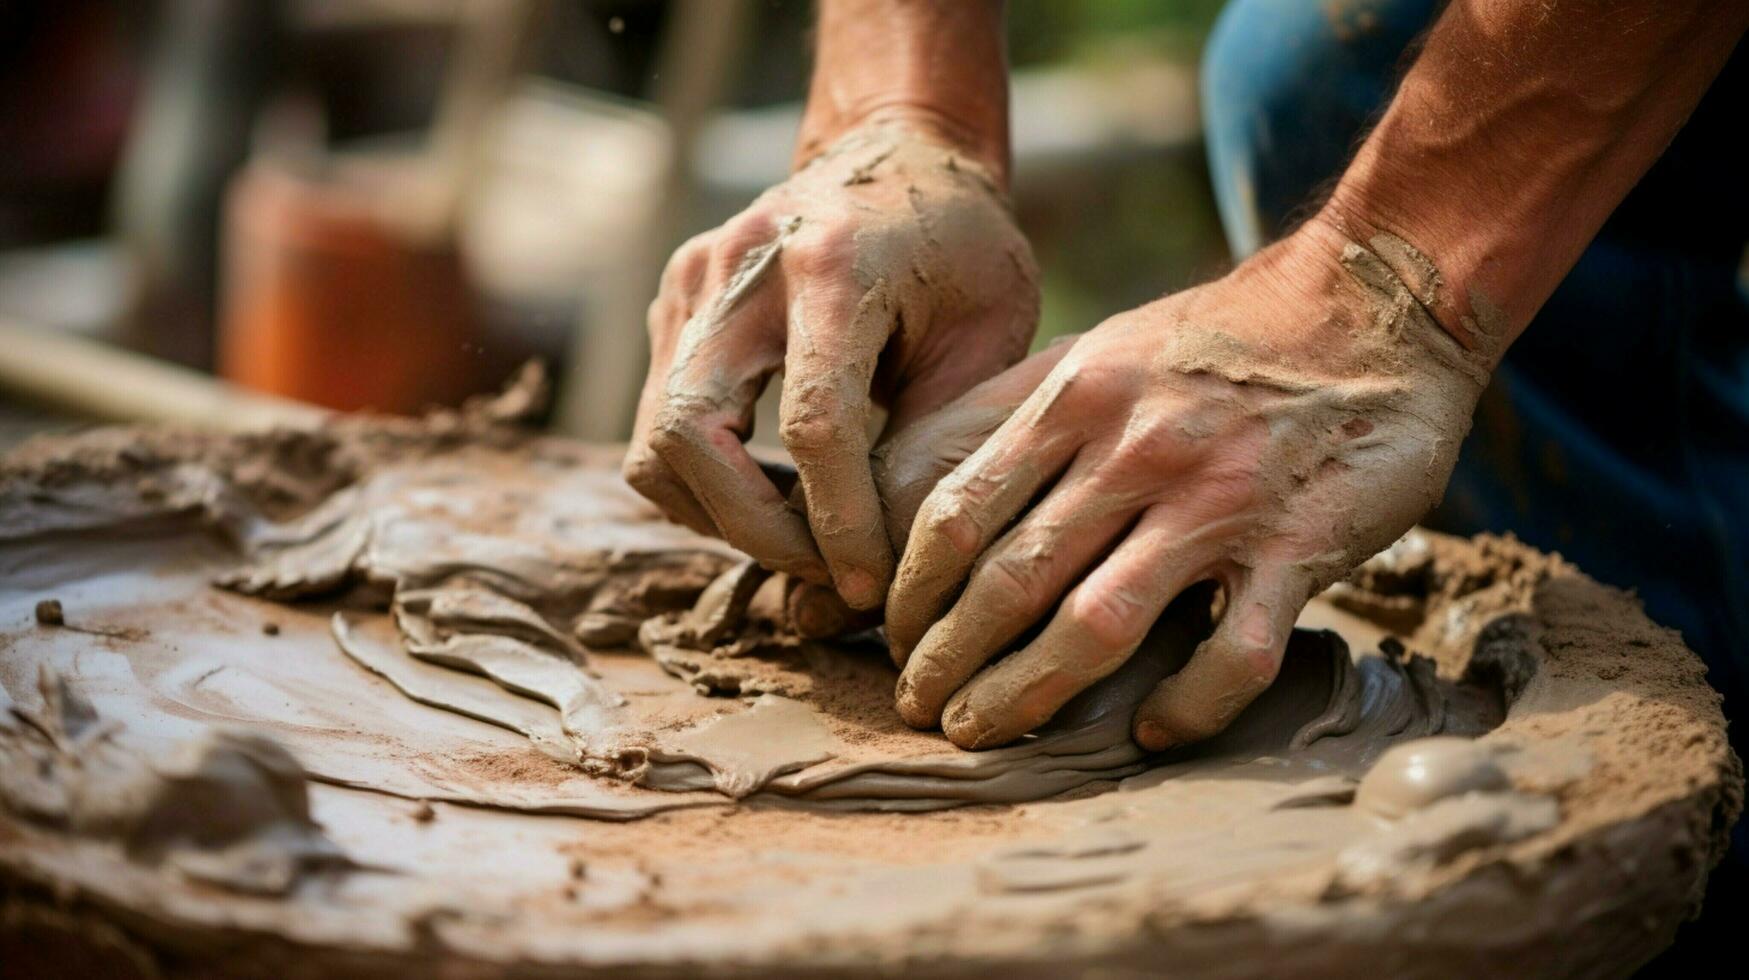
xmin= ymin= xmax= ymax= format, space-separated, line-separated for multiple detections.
xmin=795 ymin=101 xmax=1009 ymax=188
xmin=1304 ymin=197 xmax=1507 ymax=365
xmin=1208 ymin=215 xmax=1499 ymax=394
xmin=1315 ymin=181 xmax=1499 ymax=353
xmin=797 ymin=0 xmax=1010 ymax=187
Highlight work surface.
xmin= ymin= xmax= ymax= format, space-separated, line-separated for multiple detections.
xmin=0 ymin=395 xmax=1739 ymax=978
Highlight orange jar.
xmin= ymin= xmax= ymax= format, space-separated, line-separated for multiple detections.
xmin=218 ymin=157 xmax=483 ymax=413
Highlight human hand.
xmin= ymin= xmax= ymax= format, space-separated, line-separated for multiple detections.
xmin=884 ymin=220 xmax=1498 ymax=750
xmin=624 ymin=121 xmax=1038 ymax=611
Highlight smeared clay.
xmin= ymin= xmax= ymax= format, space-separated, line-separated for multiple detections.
xmin=1353 ymin=736 xmax=1511 ymax=819
xmin=0 ymin=389 xmax=1739 ymax=975
xmin=630 ymin=122 xmax=1039 ymax=607
xmin=203 ymin=425 xmax=1519 ymax=813
xmin=0 ymin=667 xmax=350 ymax=895
xmin=875 ymin=227 xmax=1515 ymax=753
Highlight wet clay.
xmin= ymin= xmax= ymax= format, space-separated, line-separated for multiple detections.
xmin=0 ymin=389 xmax=1740 ymax=976
xmin=188 ymin=382 xmax=1499 ymax=811
xmin=1 ymin=666 xmax=350 ymax=895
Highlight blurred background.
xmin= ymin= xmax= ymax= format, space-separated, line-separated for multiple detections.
xmin=0 ymin=0 xmax=1231 ymax=448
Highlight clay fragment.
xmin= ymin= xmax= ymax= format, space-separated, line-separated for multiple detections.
xmin=0 ymin=667 xmax=352 ymax=895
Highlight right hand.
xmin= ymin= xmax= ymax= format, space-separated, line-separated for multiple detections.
xmin=883 ymin=222 xmax=1496 ymax=751
xmin=624 ymin=120 xmax=1039 ymax=611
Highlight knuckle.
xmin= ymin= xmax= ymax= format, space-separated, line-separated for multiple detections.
xmin=661 ymin=236 xmax=711 ymax=289
xmin=715 ymin=211 xmax=778 ymax=255
xmin=1090 ymin=450 xmax=1150 ymax=495
xmin=1106 ymin=420 xmax=1180 ymax=474
xmin=941 ymin=466 xmax=1002 ymax=511
xmin=918 ymin=498 xmax=979 ymax=558
xmin=1195 ymin=461 xmax=1261 ymax=515
xmin=777 ymin=408 xmax=847 ymax=456
xmin=788 ymin=226 xmax=857 ymax=279
xmin=1201 ymin=635 xmax=1282 ymax=699
xmin=648 ymin=410 xmax=701 ymax=459
xmin=644 ymin=292 xmax=687 ymax=342
xmin=1052 ymin=351 xmax=1099 ymax=390
xmin=1069 ymin=584 xmax=1150 ymax=650
xmin=1055 ymin=345 xmax=1133 ymax=402
xmin=1025 ymin=359 xmax=1106 ymax=431
xmin=973 ymin=552 xmax=1054 ymax=618
xmin=1230 ymin=642 xmax=1284 ymax=691
xmin=621 ymin=450 xmax=665 ymax=495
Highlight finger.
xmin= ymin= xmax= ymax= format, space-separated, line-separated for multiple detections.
xmin=884 ymin=362 xmax=1086 ymax=663
xmin=879 ymin=306 xmax=1042 ymax=434
xmin=873 ymin=336 xmax=1080 ymax=549
xmin=937 ymin=505 xmax=1219 ymax=749
xmin=623 ymin=452 xmax=718 ymax=538
xmin=654 ymin=369 xmax=825 ymax=581
xmin=779 ymin=278 xmax=900 ymax=609
xmin=892 ymin=456 xmax=1135 ymax=725
xmin=1132 ymin=564 xmax=1311 ymax=751
xmin=625 ymin=245 xmax=717 ymax=536
xmin=786 ymin=579 xmax=881 ymax=638
xmin=757 ymin=459 xmax=800 ymax=499
xmin=752 ymin=467 xmax=882 ymax=637
xmin=651 ymin=226 xmax=829 ymax=582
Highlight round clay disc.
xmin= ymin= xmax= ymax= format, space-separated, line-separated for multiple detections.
xmin=0 ymin=417 xmax=1738 ymax=978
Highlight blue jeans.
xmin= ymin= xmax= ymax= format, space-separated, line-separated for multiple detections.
xmin=1202 ymin=0 xmax=1749 ymax=862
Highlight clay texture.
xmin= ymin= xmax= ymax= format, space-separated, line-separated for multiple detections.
xmin=1 ymin=667 xmax=349 ymax=895
xmin=0 ymin=389 xmax=1739 ymax=977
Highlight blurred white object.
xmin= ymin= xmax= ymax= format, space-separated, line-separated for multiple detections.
xmin=463 ymin=81 xmax=672 ymax=304
xmin=459 ymin=81 xmax=672 ymax=440
xmin=0 ymin=242 xmax=127 ymax=338
xmin=0 ymin=315 xmax=324 ymax=430
xmin=692 ymin=56 xmax=1201 ymax=208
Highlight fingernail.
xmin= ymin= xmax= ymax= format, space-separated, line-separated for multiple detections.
xmin=1135 ymin=721 xmax=1171 ymax=751
xmin=837 ymin=567 xmax=880 ymax=609
xmin=789 ymin=584 xmax=848 ymax=638
xmin=893 ymin=675 xmax=931 ymax=728
xmin=893 ymin=672 xmax=914 ymax=703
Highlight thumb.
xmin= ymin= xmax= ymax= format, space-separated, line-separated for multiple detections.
xmin=873 ymin=336 xmax=1079 ymax=550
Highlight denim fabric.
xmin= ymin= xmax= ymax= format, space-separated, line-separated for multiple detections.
xmin=1202 ymin=0 xmax=1749 ymax=742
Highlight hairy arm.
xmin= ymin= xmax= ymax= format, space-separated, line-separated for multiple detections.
xmin=624 ymin=0 xmax=1035 ymax=612
xmin=1318 ymin=0 xmax=1749 ymax=348
xmin=797 ymin=0 xmax=1010 ymax=181
xmin=886 ymin=0 xmax=1749 ymax=751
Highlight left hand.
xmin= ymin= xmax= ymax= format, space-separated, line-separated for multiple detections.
xmin=884 ymin=221 xmax=1496 ymax=750
xmin=622 ymin=122 xmax=1037 ymax=611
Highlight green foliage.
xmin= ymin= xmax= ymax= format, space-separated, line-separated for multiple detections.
xmin=1030 ymin=149 xmax=1230 ymax=348
xmin=1008 ymin=0 xmax=1228 ymax=66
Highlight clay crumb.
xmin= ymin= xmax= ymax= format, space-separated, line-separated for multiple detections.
xmin=412 ymin=801 xmax=436 ymax=823
xmin=263 ymin=622 xmax=281 ymax=636
xmin=34 ymin=599 xmax=64 ymax=627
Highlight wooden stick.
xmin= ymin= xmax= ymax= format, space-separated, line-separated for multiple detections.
xmin=0 ymin=318 xmax=328 ymax=430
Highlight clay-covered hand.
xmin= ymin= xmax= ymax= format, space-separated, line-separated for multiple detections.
xmin=885 ymin=222 xmax=1499 ymax=750
xmin=624 ymin=121 xmax=1039 ymax=611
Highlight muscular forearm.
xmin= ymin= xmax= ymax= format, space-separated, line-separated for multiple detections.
xmin=795 ymin=0 xmax=1010 ymax=185
xmin=1316 ymin=0 xmax=1748 ymax=352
